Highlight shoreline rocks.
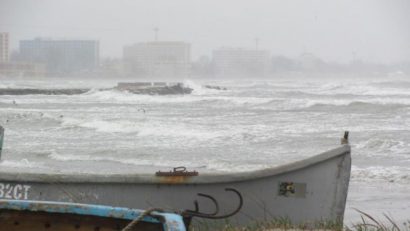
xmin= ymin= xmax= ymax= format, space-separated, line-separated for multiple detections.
xmin=0 ymin=82 xmax=226 ymax=96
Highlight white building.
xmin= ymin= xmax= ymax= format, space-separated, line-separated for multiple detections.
xmin=212 ymin=47 xmax=271 ymax=77
xmin=0 ymin=33 xmax=9 ymax=62
xmin=123 ymin=41 xmax=190 ymax=78
xmin=19 ymin=38 xmax=99 ymax=74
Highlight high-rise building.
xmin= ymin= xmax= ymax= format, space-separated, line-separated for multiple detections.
xmin=18 ymin=38 xmax=99 ymax=74
xmin=123 ymin=41 xmax=190 ymax=78
xmin=0 ymin=33 xmax=9 ymax=62
xmin=0 ymin=62 xmax=46 ymax=77
xmin=212 ymin=47 xmax=271 ymax=77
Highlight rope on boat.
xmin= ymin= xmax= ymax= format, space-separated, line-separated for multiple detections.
xmin=121 ymin=208 xmax=164 ymax=231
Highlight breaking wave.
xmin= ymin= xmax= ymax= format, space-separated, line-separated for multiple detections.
xmin=291 ymin=81 xmax=410 ymax=96
xmin=47 ymin=152 xmax=272 ymax=173
xmin=0 ymin=159 xmax=40 ymax=168
xmin=354 ymin=138 xmax=408 ymax=156
xmin=182 ymin=80 xmax=220 ymax=95
xmin=48 ymin=152 xmax=206 ymax=169
xmin=370 ymin=80 xmax=410 ymax=89
xmin=351 ymin=166 xmax=410 ymax=184
xmin=61 ymin=118 xmax=140 ymax=133
xmin=60 ymin=116 xmax=233 ymax=140
xmin=252 ymin=98 xmax=410 ymax=111
xmin=82 ymin=88 xmax=273 ymax=106
xmin=302 ymin=101 xmax=408 ymax=112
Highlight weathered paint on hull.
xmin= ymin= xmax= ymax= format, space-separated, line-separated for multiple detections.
xmin=0 ymin=145 xmax=351 ymax=227
xmin=0 ymin=199 xmax=187 ymax=231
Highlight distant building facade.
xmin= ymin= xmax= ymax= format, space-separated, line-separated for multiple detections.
xmin=297 ymin=53 xmax=326 ymax=71
xmin=123 ymin=41 xmax=190 ymax=78
xmin=0 ymin=33 xmax=9 ymax=62
xmin=0 ymin=62 xmax=46 ymax=77
xmin=212 ymin=48 xmax=271 ymax=77
xmin=18 ymin=38 xmax=99 ymax=74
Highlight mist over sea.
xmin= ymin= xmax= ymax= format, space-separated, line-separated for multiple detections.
xmin=0 ymin=75 xmax=409 ymax=224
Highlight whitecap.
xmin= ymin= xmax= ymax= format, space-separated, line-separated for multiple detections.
xmin=351 ymin=165 xmax=410 ymax=183
xmin=0 ymin=159 xmax=40 ymax=168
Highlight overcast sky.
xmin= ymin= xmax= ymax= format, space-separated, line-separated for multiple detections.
xmin=1 ymin=0 xmax=409 ymax=63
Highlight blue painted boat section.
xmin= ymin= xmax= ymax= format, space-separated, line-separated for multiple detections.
xmin=161 ymin=213 xmax=188 ymax=231
xmin=0 ymin=199 xmax=186 ymax=231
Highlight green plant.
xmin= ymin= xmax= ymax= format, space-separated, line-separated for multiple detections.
xmin=349 ymin=209 xmax=406 ymax=231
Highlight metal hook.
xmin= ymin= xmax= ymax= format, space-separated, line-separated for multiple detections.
xmin=185 ymin=192 xmax=219 ymax=216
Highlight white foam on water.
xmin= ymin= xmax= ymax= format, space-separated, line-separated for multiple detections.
xmin=48 ymin=152 xmax=204 ymax=169
xmin=2 ymin=77 xmax=410 ymax=223
xmin=47 ymin=151 xmax=273 ymax=172
xmin=280 ymin=97 xmax=410 ymax=111
xmin=289 ymin=80 xmax=410 ymax=97
xmin=183 ymin=79 xmax=218 ymax=95
xmin=205 ymin=160 xmax=272 ymax=172
xmin=81 ymin=88 xmax=101 ymax=95
xmin=354 ymin=138 xmax=408 ymax=156
xmin=61 ymin=117 xmax=139 ymax=133
xmin=217 ymin=96 xmax=273 ymax=105
xmin=0 ymin=95 xmax=79 ymax=105
xmin=0 ymin=159 xmax=40 ymax=168
xmin=83 ymin=89 xmax=274 ymax=106
xmin=59 ymin=116 xmax=238 ymax=142
xmin=85 ymin=89 xmax=204 ymax=104
xmin=137 ymin=124 xmax=224 ymax=139
xmin=351 ymin=165 xmax=410 ymax=183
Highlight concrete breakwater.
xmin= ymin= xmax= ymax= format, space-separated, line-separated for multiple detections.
xmin=0 ymin=82 xmax=225 ymax=96
xmin=115 ymin=82 xmax=193 ymax=95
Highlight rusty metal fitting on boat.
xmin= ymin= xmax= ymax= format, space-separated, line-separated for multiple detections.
xmin=155 ymin=166 xmax=199 ymax=177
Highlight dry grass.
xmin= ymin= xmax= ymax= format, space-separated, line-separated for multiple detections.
xmin=346 ymin=209 xmax=410 ymax=231
xmin=191 ymin=217 xmax=343 ymax=231
xmin=190 ymin=211 xmax=410 ymax=231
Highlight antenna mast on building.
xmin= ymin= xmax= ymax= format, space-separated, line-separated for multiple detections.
xmin=255 ymin=37 xmax=259 ymax=50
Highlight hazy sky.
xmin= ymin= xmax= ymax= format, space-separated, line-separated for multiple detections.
xmin=1 ymin=0 xmax=409 ymax=63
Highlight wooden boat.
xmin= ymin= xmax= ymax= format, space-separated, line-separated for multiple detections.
xmin=0 ymin=126 xmax=351 ymax=227
xmin=0 ymin=199 xmax=187 ymax=231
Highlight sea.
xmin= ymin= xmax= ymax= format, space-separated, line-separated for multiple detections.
xmin=0 ymin=75 xmax=409 ymax=225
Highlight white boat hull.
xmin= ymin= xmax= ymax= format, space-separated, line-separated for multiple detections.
xmin=0 ymin=145 xmax=351 ymax=227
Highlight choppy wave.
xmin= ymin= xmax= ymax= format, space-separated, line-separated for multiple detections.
xmin=61 ymin=117 xmax=140 ymax=133
xmin=354 ymin=138 xmax=409 ymax=156
xmin=352 ymin=165 xmax=410 ymax=183
xmin=2 ymin=77 xmax=410 ymax=184
xmin=83 ymin=89 xmax=200 ymax=103
xmin=82 ymin=89 xmax=272 ymax=106
xmin=252 ymin=97 xmax=410 ymax=112
xmin=182 ymin=80 xmax=220 ymax=95
xmin=370 ymin=80 xmax=410 ymax=89
xmin=205 ymin=160 xmax=272 ymax=172
xmin=60 ymin=116 xmax=232 ymax=140
xmin=303 ymin=101 xmax=408 ymax=112
xmin=0 ymin=159 xmax=40 ymax=168
xmin=295 ymin=81 xmax=410 ymax=96
xmin=48 ymin=152 xmax=206 ymax=169
xmin=47 ymin=152 xmax=272 ymax=172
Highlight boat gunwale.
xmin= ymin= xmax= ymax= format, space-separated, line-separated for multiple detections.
xmin=0 ymin=199 xmax=162 ymax=221
xmin=0 ymin=145 xmax=350 ymax=184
